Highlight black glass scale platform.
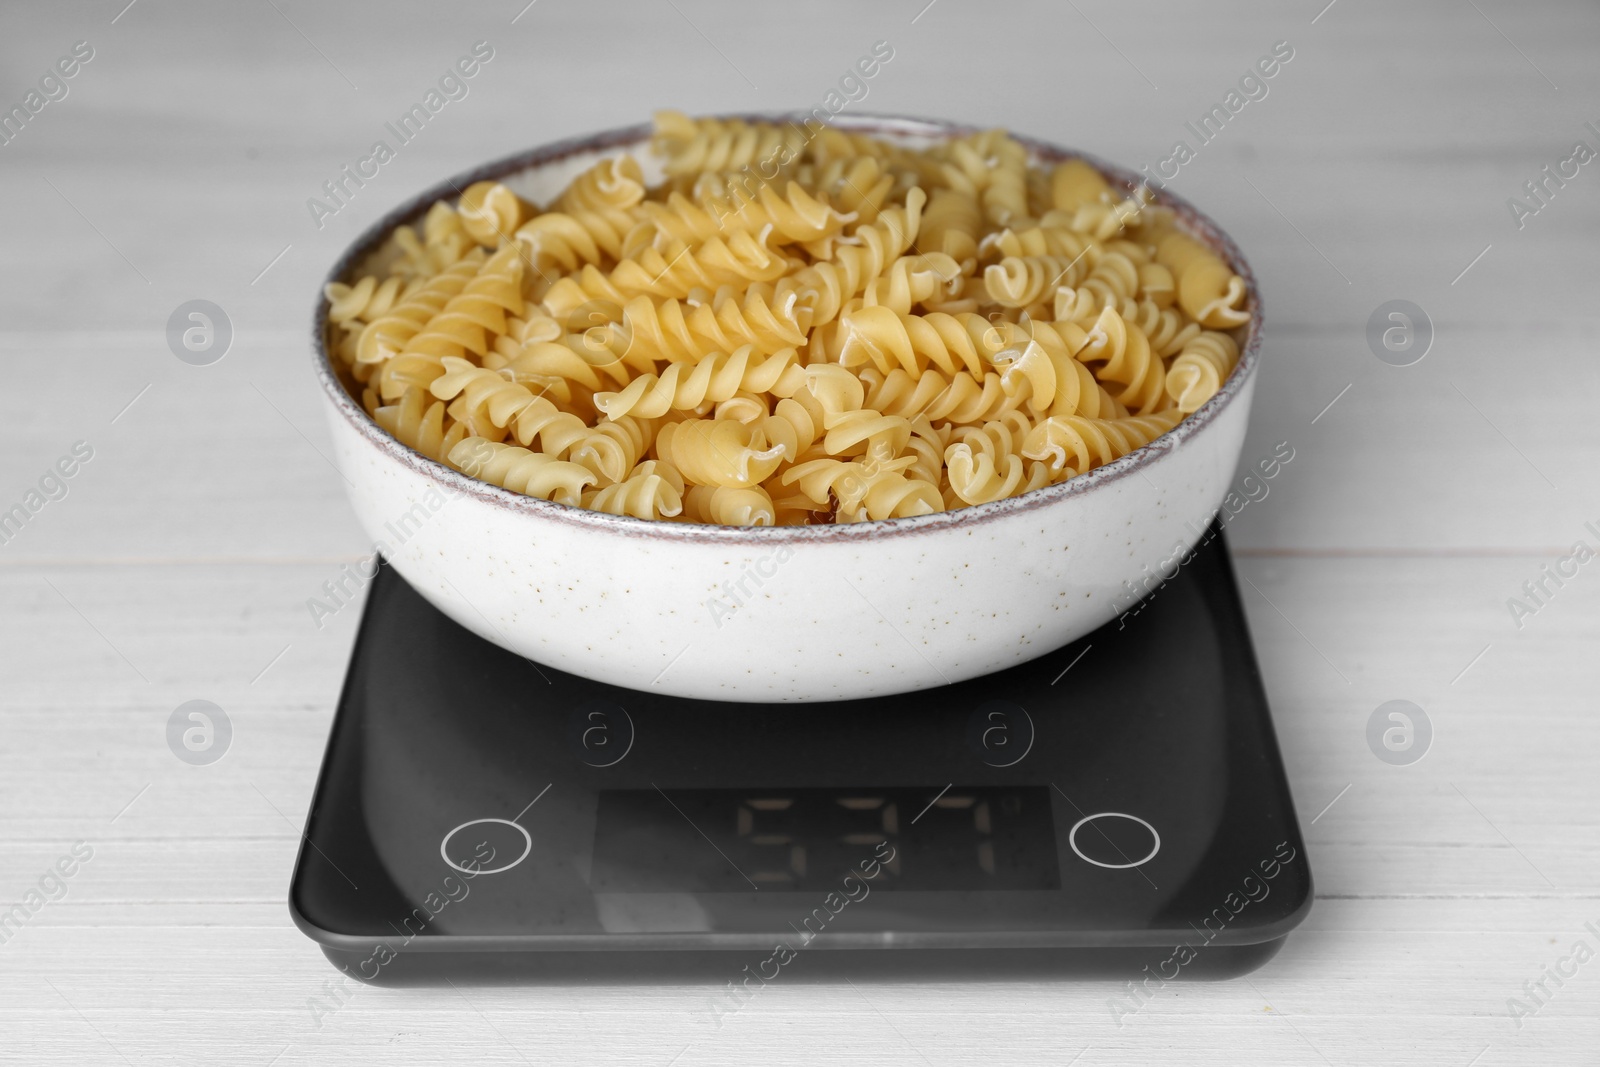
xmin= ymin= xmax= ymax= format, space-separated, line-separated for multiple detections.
xmin=289 ymin=528 xmax=1311 ymax=985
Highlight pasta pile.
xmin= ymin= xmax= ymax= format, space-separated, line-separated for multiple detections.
xmin=323 ymin=112 xmax=1251 ymax=526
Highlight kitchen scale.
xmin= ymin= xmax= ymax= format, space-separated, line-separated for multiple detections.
xmin=290 ymin=527 xmax=1311 ymax=985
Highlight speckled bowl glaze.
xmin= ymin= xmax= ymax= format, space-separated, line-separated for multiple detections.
xmin=313 ymin=114 xmax=1263 ymax=702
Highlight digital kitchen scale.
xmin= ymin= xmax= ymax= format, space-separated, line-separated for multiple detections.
xmin=290 ymin=528 xmax=1311 ymax=985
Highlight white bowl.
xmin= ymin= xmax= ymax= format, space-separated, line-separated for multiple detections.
xmin=313 ymin=114 xmax=1263 ymax=702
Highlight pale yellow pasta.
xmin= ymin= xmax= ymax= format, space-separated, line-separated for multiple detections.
xmin=983 ymin=254 xmax=1090 ymax=308
xmin=428 ymin=356 xmax=634 ymax=481
xmin=651 ymin=110 xmax=807 ymax=177
xmin=540 ymin=229 xmax=795 ymax=316
xmin=1050 ymin=159 xmax=1112 ymax=212
xmin=449 ymin=438 xmax=597 ymax=505
xmin=370 ymin=250 xmax=524 ymax=402
xmin=357 ymin=251 xmax=484 ymax=366
xmin=654 ymin=419 xmax=785 ymax=490
xmin=773 ymin=189 xmax=926 ymax=328
xmin=374 ymin=387 xmax=463 ymax=462
xmin=684 ymin=484 xmax=776 ymax=526
xmin=861 ymin=367 xmax=1018 ymax=424
xmin=389 ymin=202 xmax=478 ymax=279
xmin=583 ymin=289 xmax=809 ymax=367
xmin=1021 ymin=410 xmax=1185 ymax=476
xmin=326 ymin=113 xmax=1251 ymax=525
xmin=846 ymin=466 xmax=944 ymax=521
xmin=946 ymin=412 xmax=1051 ymax=506
xmin=839 ymin=307 xmax=996 ymax=378
xmin=1176 ymin=255 xmax=1252 ymax=329
xmin=1165 ymin=331 xmax=1240 ymax=413
xmin=920 ymin=188 xmax=983 ymax=263
xmin=860 ymin=254 xmax=964 ymax=313
xmin=641 ymin=182 xmax=850 ymax=246
xmin=326 ymin=275 xmax=417 ymax=327
xmin=514 ymin=210 xmax=629 ymax=271
xmin=812 ymin=156 xmax=894 ymax=221
xmin=584 ymin=460 xmax=685 ymax=520
xmin=592 ymin=345 xmax=804 ymax=420
xmin=457 ymin=181 xmax=532 ymax=247
xmin=1078 ymin=306 xmax=1168 ymax=416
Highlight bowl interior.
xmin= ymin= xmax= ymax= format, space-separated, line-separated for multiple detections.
xmin=313 ymin=113 xmax=1264 ymax=543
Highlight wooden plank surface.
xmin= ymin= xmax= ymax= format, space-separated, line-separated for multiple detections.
xmin=2 ymin=0 xmax=1598 ymax=1063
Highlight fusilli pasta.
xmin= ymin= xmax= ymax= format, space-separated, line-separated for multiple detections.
xmin=324 ymin=113 xmax=1252 ymax=525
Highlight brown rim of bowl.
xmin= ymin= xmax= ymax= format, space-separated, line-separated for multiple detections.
xmin=312 ymin=112 xmax=1263 ymax=545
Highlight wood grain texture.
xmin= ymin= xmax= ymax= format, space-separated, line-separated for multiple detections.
xmin=1 ymin=0 xmax=1598 ymax=1063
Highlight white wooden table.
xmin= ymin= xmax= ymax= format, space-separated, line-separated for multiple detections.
xmin=3 ymin=0 xmax=1598 ymax=1063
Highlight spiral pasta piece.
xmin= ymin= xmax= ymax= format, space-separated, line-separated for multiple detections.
xmin=570 ymin=415 xmax=653 ymax=486
xmin=983 ymin=254 xmax=1089 ymax=308
xmin=326 ymin=276 xmax=417 ymax=327
xmin=1022 ymin=409 xmax=1184 ymax=476
xmin=859 ymin=253 xmax=964 ymax=313
xmin=860 ymin=367 xmax=1017 ymax=424
xmin=1065 ymin=197 xmax=1148 ymax=241
xmin=781 ymin=448 xmax=941 ymax=522
xmin=1138 ymin=263 xmax=1176 ymax=308
xmin=807 ymin=125 xmax=947 ymax=189
xmin=1050 ymin=159 xmax=1112 ymax=212
xmin=428 ymin=356 xmax=606 ymax=465
xmin=357 ymin=250 xmax=484 ymax=366
xmin=1077 ymin=251 xmax=1141 ymax=311
xmin=448 ymin=438 xmax=597 ymax=505
xmin=1176 ymin=255 xmax=1252 ymax=329
xmin=756 ymin=391 xmax=827 ymax=463
xmin=973 ymin=132 xmax=1031 ymax=227
xmin=593 ymin=345 xmax=804 ymax=419
xmin=642 ymin=181 xmax=852 ymax=246
xmin=821 ymin=407 xmax=914 ymax=458
xmin=1132 ymin=297 xmax=1201 ymax=358
xmin=559 ymin=155 xmax=646 ymax=215
xmin=933 ymin=134 xmax=993 ymax=198
xmin=846 ymin=468 xmax=944 ymax=521
xmin=773 ymin=188 xmax=925 ymax=327
xmin=920 ymin=188 xmax=983 ymax=264
xmin=652 ymin=110 xmax=808 ymax=177
xmin=590 ymin=288 xmax=810 ymax=366
xmin=373 ymin=387 xmax=463 ymax=462
xmin=1154 ymin=231 xmax=1210 ymax=276
xmin=655 ymin=418 xmax=785 ymax=489
xmin=1078 ymin=306 xmax=1167 ymax=415
xmin=814 ymin=156 xmax=894 ymax=222
xmin=501 ymin=339 xmax=620 ymax=391
xmin=404 ymin=245 xmax=525 ymax=360
xmin=542 ymin=229 xmax=795 ymax=317
xmin=584 ymin=459 xmax=685 ymax=519
xmin=1164 ymin=331 xmax=1240 ymax=413
xmin=840 ymin=307 xmax=1016 ymax=378
xmin=458 ymin=181 xmax=533 ymax=247
xmin=512 ymin=211 xmax=618 ymax=271
xmin=684 ymin=484 xmax=776 ymax=526
xmin=391 ymin=202 xmax=478 ymax=279
xmin=979 ymin=218 xmax=1100 ymax=263
xmin=944 ymin=412 xmax=1050 ymax=505
xmin=372 ymin=248 xmax=525 ymax=401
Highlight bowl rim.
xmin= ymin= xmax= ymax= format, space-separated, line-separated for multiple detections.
xmin=312 ymin=111 xmax=1264 ymax=544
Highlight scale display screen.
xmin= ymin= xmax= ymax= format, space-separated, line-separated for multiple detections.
xmin=589 ymin=786 xmax=1060 ymax=893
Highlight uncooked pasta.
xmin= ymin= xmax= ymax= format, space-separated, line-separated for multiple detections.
xmin=323 ymin=112 xmax=1252 ymax=526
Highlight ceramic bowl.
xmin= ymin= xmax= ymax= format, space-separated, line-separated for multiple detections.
xmin=312 ymin=114 xmax=1263 ymax=702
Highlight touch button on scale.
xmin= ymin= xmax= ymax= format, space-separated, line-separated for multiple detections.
xmin=439 ymin=818 xmax=533 ymax=876
xmin=1068 ymin=812 xmax=1161 ymax=869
